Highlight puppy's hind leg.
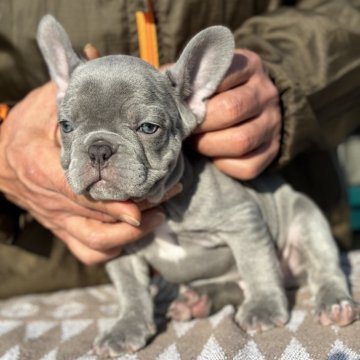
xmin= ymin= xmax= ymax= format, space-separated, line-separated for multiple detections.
xmin=167 ymin=282 xmax=244 ymax=321
xmin=291 ymin=196 xmax=358 ymax=327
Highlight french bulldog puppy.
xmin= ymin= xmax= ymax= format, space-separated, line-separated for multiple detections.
xmin=37 ymin=15 xmax=358 ymax=357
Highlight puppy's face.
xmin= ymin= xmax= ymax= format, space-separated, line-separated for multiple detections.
xmin=59 ymin=57 xmax=184 ymax=202
xmin=37 ymin=15 xmax=234 ymax=202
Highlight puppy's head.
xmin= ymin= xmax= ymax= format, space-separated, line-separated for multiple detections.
xmin=37 ymin=15 xmax=234 ymax=202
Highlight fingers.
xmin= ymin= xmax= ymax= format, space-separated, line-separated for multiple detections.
xmin=196 ymin=81 xmax=278 ymax=135
xmin=195 ymin=50 xmax=276 ymax=134
xmin=84 ymin=43 xmax=100 ymax=60
xmin=195 ymin=85 xmax=260 ymax=133
xmin=53 ymin=228 xmax=122 ymax=265
xmin=42 ymin=154 xmax=142 ymax=225
xmin=1 ymin=80 xmax=172 ymax=267
xmin=74 ymin=196 xmax=142 ymax=226
xmin=213 ymin=137 xmax=281 ymax=180
xmin=62 ymin=207 xmax=165 ymax=252
xmin=161 ymin=183 xmax=183 ymax=202
xmin=8 ymin=143 xmax=137 ymax=225
xmin=138 ymin=183 xmax=183 ymax=211
xmin=191 ymin=48 xmax=282 ymax=180
xmin=216 ymin=49 xmax=260 ymax=93
xmin=193 ymin=106 xmax=281 ymax=158
xmin=49 ymin=207 xmax=166 ymax=265
xmin=22 ymin=145 xmax=143 ymax=225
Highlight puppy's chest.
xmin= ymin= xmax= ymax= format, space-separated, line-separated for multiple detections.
xmin=153 ymin=222 xmax=187 ymax=262
xmin=152 ymin=221 xmax=225 ymax=262
xmin=142 ymin=222 xmax=235 ymax=284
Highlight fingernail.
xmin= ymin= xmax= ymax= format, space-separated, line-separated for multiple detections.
xmin=165 ymin=183 xmax=183 ymax=200
xmin=119 ymin=214 xmax=141 ymax=227
xmin=84 ymin=43 xmax=100 ymax=59
xmin=173 ymin=183 xmax=183 ymax=195
xmin=84 ymin=43 xmax=94 ymax=55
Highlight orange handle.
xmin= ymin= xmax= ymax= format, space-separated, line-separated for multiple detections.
xmin=0 ymin=104 xmax=9 ymax=122
xmin=135 ymin=0 xmax=159 ymax=68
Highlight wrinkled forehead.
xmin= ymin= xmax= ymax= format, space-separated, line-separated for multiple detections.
xmin=61 ymin=56 xmax=176 ymax=120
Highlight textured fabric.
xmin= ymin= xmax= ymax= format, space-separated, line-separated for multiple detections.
xmin=0 ymin=251 xmax=359 ymax=359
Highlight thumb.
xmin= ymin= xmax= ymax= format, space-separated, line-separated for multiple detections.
xmin=84 ymin=43 xmax=101 ymax=60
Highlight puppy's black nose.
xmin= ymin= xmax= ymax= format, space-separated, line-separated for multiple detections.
xmin=88 ymin=140 xmax=113 ymax=167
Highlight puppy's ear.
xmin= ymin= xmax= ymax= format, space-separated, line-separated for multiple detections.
xmin=37 ymin=15 xmax=82 ymax=103
xmin=167 ymin=26 xmax=234 ymax=133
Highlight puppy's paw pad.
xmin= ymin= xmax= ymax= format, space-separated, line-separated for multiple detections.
xmin=317 ymin=298 xmax=359 ymax=327
xmin=167 ymin=287 xmax=211 ymax=321
xmin=94 ymin=320 xmax=155 ymax=357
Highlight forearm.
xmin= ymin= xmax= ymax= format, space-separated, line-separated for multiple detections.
xmin=233 ymin=0 xmax=360 ymax=166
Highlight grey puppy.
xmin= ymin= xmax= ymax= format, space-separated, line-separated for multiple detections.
xmin=37 ymin=15 xmax=358 ymax=357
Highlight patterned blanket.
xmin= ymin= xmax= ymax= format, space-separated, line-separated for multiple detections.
xmin=0 ymin=251 xmax=359 ymax=360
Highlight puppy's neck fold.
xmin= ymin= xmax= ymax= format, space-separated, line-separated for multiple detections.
xmin=145 ymin=153 xmax=185 ymax=204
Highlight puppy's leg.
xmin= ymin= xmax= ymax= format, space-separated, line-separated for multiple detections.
xmin=94 ymin=255 xmax=155 ymax=357
xmin=167 ymin=282 xmax=244 ymax=321
xmin=290 ymin=196 xmax=358 ymax=326
xmin=224 ymin=205 xmax=288 ymax=331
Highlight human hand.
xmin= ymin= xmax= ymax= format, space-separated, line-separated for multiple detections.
xmin=192 ymin=49 xmax=281 ymax=180
xmin=0 ymin=82 xmax=181 ymax=265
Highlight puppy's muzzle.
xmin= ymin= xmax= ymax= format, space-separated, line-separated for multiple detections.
xmin=88 ymin=140 xmax=113 ymax=168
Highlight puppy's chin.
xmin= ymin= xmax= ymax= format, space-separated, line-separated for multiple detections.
xmin=86 ymin=179 xmax=165 ymax=202
xmin=87 ymin=180 xmax=130 ymax=201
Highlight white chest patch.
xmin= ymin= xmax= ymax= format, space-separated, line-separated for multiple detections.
xmin=154 ymin=223 xmax=187 ymax=262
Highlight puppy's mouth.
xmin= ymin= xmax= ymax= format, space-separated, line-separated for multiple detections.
xmin=86 ymin=178 xmax=105 ymax=192
xmin=68 ymin=165 xmax=119 ymax=199
xmin=67 ymin=159 xmax=165 ymax=202
xmin=79 ymin=167 xmax=149 ymax=201
xmin=85 ymin=177 xmax=131 ymax=201
xmin=85 ymin=167 xmax=104 ymax=191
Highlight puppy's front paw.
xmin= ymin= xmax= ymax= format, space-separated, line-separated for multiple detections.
xmin=235 ymin=294 xmax=288 ymax=332
xmin=316 ymin=291 xmax=359 ymax=327
xmin=94 ymin=317 xmax=156 ymax=358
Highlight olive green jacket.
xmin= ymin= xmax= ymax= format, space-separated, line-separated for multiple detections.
xmin=0 ymin=0 xmax=359 ymax=297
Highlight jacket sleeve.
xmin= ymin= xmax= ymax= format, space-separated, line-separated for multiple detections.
xmin=233 ymin=0 xmax=360 ymax=167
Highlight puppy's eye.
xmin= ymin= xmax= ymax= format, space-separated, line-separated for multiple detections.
xmin=137 ymin=122 xmax=160 ymax=134
xmin=59 ymin=120 xmax=74 ymax=133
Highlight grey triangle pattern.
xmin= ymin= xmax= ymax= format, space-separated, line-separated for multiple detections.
xmin=327 ymin=340 xmax=360 ymax=360
xmin=209 ymin=305 xmax=235 ymax=328
xmin=172 ymin=319 xmax=197 ymax=338
xmin=0 ymin=345 xmax=20 ymax=360
xmin=233 ymin=340 xmax=265 ymax=360
xmin=75 ymin=355 xmax=98 ymax=360
xmin=25 ymin=320 xmax=57 ymax=340
xmin=280 ymin=338 xmax=311 ymax=360
xmin=116 ymin=354 xmax=138 ymax=360
xmin=285 ymin=310 xmax=307 ymax=332
xmin=0 ymin=320 xmax=22 ymax=337
xmin=39 ymin=349 xmax=58 ymax=360
xmin=0 ymin=250 xmax=359 ymax=360
xmin=0 ymin=302 xmax=39 ymax=318
xmin=61 ymin=319 xmax=93 ymax=342
xmin=51 ymin=301 xmax=85 ymax=319
xmin=156 ymin=344 xmax=181 ymax=360
xmin=197 ymin=335 xmax=226 ymax=360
